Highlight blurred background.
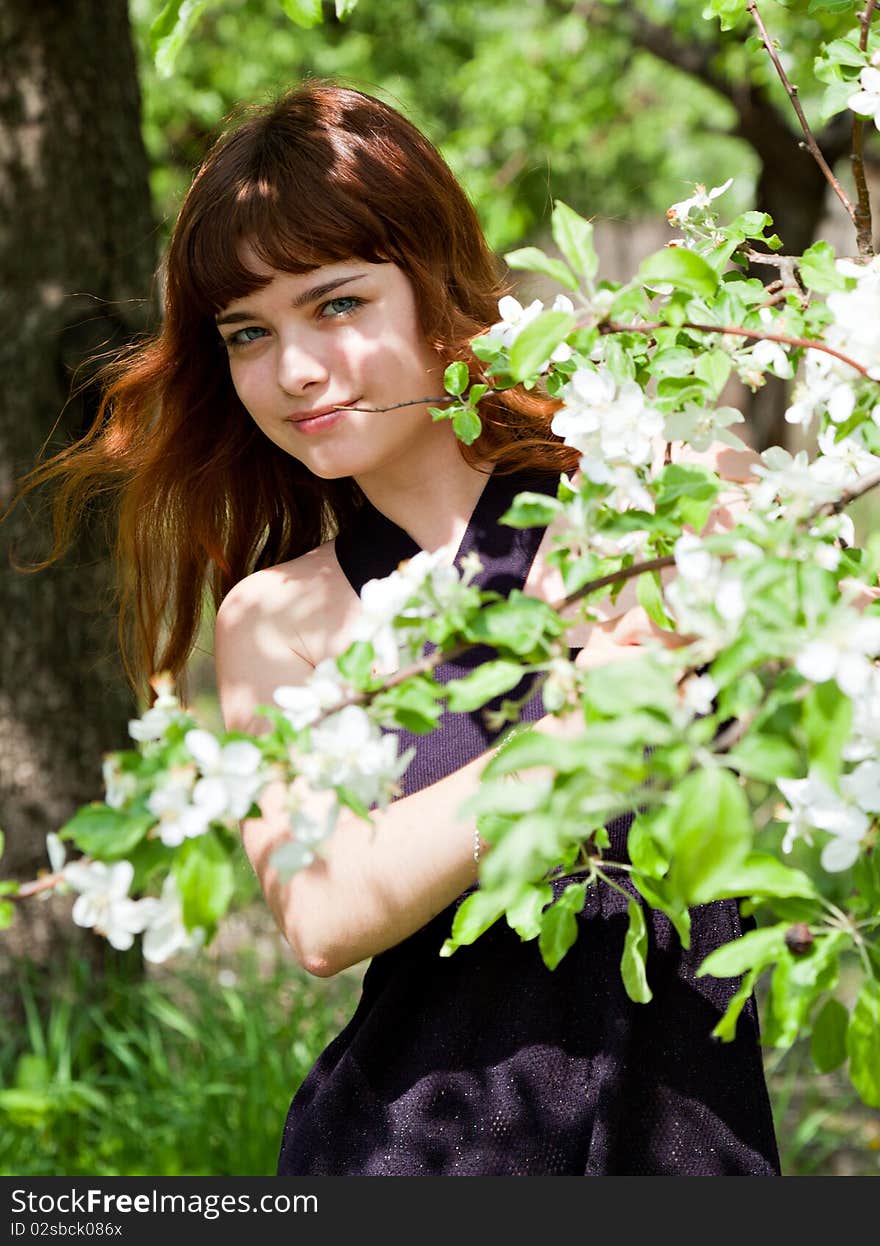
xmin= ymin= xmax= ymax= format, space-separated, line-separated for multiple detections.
xmin=1 ymin=0 xmax=879 ymax=1174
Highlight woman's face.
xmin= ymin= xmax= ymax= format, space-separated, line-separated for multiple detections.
xmin=216 ymin=256 xmax=446 ymax=481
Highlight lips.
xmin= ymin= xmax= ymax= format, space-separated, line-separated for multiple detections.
xmin=287 ymin=399 xmax=359 ymax=424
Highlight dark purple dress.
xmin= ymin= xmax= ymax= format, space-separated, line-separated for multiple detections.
xmin=277 ymin=464 xmax=780 ymax=1176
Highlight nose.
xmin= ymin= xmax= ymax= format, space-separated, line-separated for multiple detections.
xmin=276 ymin=333 xmax=330 ymax=396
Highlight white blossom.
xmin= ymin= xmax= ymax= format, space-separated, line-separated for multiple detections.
xmin=481 ymin=294 xmax=575 ymax=369
xmin=848 ymin=64 xmax=880 ymax=131
xmin=785 ymin=350 xmax=855 ymax=430
xmin=184 ymin=729 xmax=265 ymax=823
xmin=139 ymin=873 xmax=205 ymax=964
xmin=777 ymin=773 xmax=869 ymax=873
xmin=825 ymin=257 xmax=880 ymax=372
xmin=63 ymin=859 xmax=152 ymax=951
xmin=749 ymin=446 xmax=840 ymax=517
xmin=128 ymin=684 xmax=184 ymax=744
xmin=666 ymin=534 xmax=746 ymax=646
xmin=666 ymin=178 xmax=733 ymax=226
xmin=679 ymin=673 xmax=718 ymax=719
xmin=296 ymin=704 xmax=414 ymax=810
xmin=42 ymin=833 xmax=73 ymax=899
xmin=845 ymin=669 xmax=880 ymax=761
xmin=552 ymin=366 xmax=664 ymax=481
xmin=664 ymin=404 xmax=746 ymax=453
xmin=794 ymin=613 xmax=880 ymax=697
xmin=146 ymin=766 xmax=211 ymax=848
xmin=101 ymin=756 xmax=139 ymax=810
xmin=751 ymin=337 xmax=794 ymax=380
xmin=352 ymin=542 xmax=466 ymax=674
xmin=274 ymin=658 xmax=350 ymax=730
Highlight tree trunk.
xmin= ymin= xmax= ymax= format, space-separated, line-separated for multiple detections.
xmin=0 ymin=0 xmax=155 ymax=977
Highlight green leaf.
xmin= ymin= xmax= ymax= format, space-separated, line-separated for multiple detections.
xmin=628 ymin=815 xmax=669 ymax=877
xmin=726 ymin=734 xmax=802 ymax=783
xmin=466 ymin=590 xmax=564 ymax=656
xmin=847 ymin=979 xmax=880 ymax=1107
xmin=765 ymin=934 xmax=847 ymax=1050
xmin=802 ymin=681 xmax=852 ymax=783
xmin=798 ymin=241 xmax=847 ymax=293
xmin=693 ymin=349 xmax=732 ymax=396
xmin=58 ymin=804 xmax=153 ymax=860
xmin=711 ymin=967 xmax=760 ymax=1042
xmin=632 ymin=875 xmax=691 ymax=948
xmin=480 ymin=727 xmax=586 ymax=781
xmin=279 ymin=0 xmax=324 ymax=29
xmin=508 ymin=310 xmax=576 ymax=381
xmin=501 ymin=493 xmax=561 ymax=529
xmin=335 ymin=0 xmax=359 ymax=16
xmin=451 ymin=406 xmax=483 ymax=445
xmin=336 ymin=640 xmax=375 ymax=688
xmin=808 ymin=0 xmax=860 ymax=11
xmin=638 ymin=248 xmax=718 ymax=298
xmin=551 ymin=201 xmax=598 ymax=283
xmin=706 ymin=0 xmax=748 ymax=31
xmin=663 ymin=768 xmax=753 ymax=906
xmin=621 ymin=899 xmax=652 ymax=1003
xmin=374 ymin=675 xmax=443 ymax=734
xmin=811 ymin=997 xmax=849 ymax=1073
xmin=0 ymin=900 xmax=14 ymax=931
xmin=636 ymin=569 xmax=673 ymax=630
xmin=505 ymin=883 xmax=553 ymax=941
xmin=174 ymin=832 xmax=235 ymax=930
xmin=710 ymin=853 xmax=818 ymax=901
xmin=697 ymin=924 xmax=787 ymax=979
xmin=538 ymin=883 xmax=586 ymax=970
xmin=445 ymin=661 xmax=526 ymax=713
xmin=444 ymin=361 xmax=470 ymax=396
xmin=504 ymin=246 xmax=578 ymax=291
xmin=150 ymin=1 xmax=210 ymax=77
xmin=439 ymin=889 xmax=506 ymax=956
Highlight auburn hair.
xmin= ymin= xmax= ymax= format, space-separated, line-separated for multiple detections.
xmin=12 ymin=82 xmax=578 ymax=699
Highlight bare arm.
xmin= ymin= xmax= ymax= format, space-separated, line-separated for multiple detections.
xmin=215 ymin=443 xmax=756 ymax=978
xmin=214 ymin=567 xmax=618 ymax=978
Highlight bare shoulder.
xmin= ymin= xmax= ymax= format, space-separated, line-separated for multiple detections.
xmin=214 ymin=539 xmax=359 ymax=733
xmin=668 ymin=439 xmax=761 ymax=483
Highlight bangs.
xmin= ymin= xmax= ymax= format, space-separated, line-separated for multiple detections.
xmin=175 ymin=104 xmax=396 ymax=316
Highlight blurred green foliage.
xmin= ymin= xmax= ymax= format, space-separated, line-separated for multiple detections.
xmin=1 ymin=945 xmax=878 ymax=1175
xmin=131 ymin=0 xmax=873 ymax=255
xmin=131 ymin=0 xmax=757 ymax=249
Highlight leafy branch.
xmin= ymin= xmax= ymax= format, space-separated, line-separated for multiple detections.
xmin=746 ymin=0 xmax=858 ymax=231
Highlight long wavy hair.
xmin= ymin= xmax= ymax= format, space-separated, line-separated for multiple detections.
xmin=12 ymin=82 xmax=578 ymax=698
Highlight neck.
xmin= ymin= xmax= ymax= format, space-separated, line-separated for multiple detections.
xmin=353 ymin=429 xmax=496 ymax=555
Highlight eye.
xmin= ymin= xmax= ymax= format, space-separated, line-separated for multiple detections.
xmin=224 ymin=325 xmax=268 ymax=349
xmin=319 ymin=295 xmax=364 ymax=320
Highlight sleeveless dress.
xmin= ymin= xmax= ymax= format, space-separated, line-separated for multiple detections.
xmin=276 ymin=464 xmax=781 ymax=1176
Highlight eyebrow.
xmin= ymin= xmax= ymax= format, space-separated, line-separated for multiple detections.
xmin=215 ymin=273 xmax=368 ymax=326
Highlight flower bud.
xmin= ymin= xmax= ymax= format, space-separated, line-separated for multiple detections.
xmin=784 ymin=923 xmax=814 ymax=956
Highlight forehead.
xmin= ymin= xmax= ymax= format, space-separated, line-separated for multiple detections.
xmin=218 ymin=253 xmax=400 ymax=313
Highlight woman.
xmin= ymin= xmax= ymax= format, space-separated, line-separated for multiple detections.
xmin=19 ymin=84 xmax=780 ymax=1175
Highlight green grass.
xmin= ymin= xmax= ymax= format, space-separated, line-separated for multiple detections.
xmin=1 ymin=933 xmax=878 ymax=1176
xmin=0 ymin=944 xmax=361 ymax=1176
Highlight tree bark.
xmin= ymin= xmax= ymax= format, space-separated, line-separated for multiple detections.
xmin=0 ymin=0 xmax=155 ymax=977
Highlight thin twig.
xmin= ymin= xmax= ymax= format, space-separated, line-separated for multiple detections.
xmin=603 ymin=320 xmax=877 ymax=379
xmin=746 ymin=0 xmax=857 ymax=226
xmin=347 ymin=396 xmax=456 ymax=413
xmin=851 ymin=1 xmax=878 ymax=256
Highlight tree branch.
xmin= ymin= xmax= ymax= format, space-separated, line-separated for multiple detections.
xmin=746 ymin=0 xmax=857 ymax=226
xmin=603 ymin=319 xmax=877 ymax=379
xmin=852 ymin=1 xmax=878 ymax=256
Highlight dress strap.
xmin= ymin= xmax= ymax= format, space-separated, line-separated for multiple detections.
xmin=334 ymin=463 xmax=560 ymax=597
xmin=333 ymin=464 xmax=566 ymax=798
